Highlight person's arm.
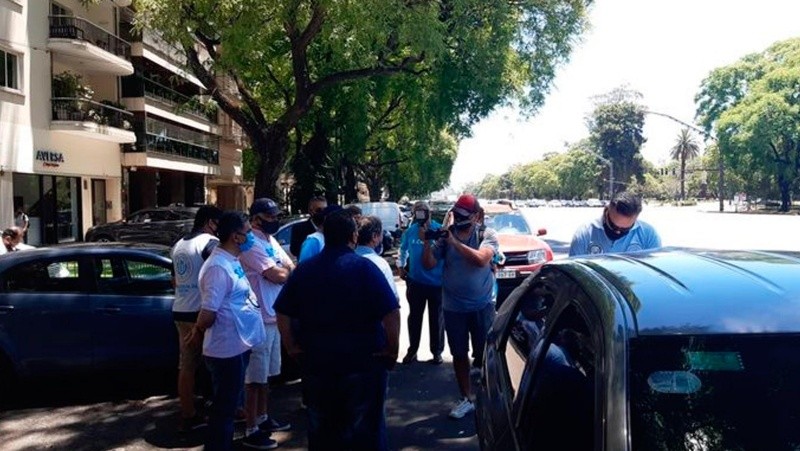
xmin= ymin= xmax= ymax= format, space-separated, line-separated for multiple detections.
xmin=277 ymin=313 xmax=302 ymax=358
xmin=185 ymin=309 xmax=216 ymax=348
xmin=263 ymin=266 xmax=291 ymax=284
xmin=298 ymin=236 xmax=320 ymax=263
xmin=568 ymin=228 xmax=587 ymax=257
xmin=446 ymin=228 xmax=495 ymax=267
xmin=646 ymin=225 xmax=662 ymax=249
xmin=201 ymin=239 xmax=218 ymax=261
xmin=377 ymin=308 xmax=400 ymax=370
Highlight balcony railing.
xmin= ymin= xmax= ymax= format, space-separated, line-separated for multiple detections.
xmin=49 ymin=15 xmax=131 ymax=60
xmin=129 ymin=117 xmax=219 ymax=165
xmin=143 ymin=78 xmax=217 ymax=123
xmin=52 ymin=98 xmax=134 ymax=130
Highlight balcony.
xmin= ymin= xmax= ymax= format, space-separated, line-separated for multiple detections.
xmin=48 ymin=15 xmax=134 ymax=76
xmin=144 ymin=78 xmax=217 ymax=123
xmin=123 ymin=117 xmax=220 ymax=175
xmin=51 ymin=98 xmax=136 ymax=143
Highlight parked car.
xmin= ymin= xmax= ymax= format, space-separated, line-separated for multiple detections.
xmin=0 ymin=243 xmax=177 ymax=398
xmin=85 ymin=206 xmax=199 ymax=246
xmin=273 ymin=217 xmax=307 ymax=260
xmin=482 ymin=203 xmax=553 ymax=306
xmin=586 ymin=198 xmax=604 ymax=207
xmin=476 ymin=248 xmax=800 ymax=450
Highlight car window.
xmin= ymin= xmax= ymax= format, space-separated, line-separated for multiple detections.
xmin=275 ymin=222 xmax=294 ymax=247
xmin=629 ymin=334 xmax=800 ymax=450
xmin=93 ymin=257 xmax=173 ymax=295
xmin=485 ymin=214 xmax=530 ymax=235
xmin=3 ymin=258 xmax=84 ymax=293
xmin=516 ymin=304 xmax=596 ymax=450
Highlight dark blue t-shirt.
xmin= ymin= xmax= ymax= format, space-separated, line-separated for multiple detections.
xmin=274 ymin=245 xmax=400 ymax=374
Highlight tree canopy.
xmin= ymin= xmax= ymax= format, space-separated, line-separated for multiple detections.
xmin=696 ymin=37 xmax=800 ymax=211
xmin=134 ymin=0 xmax=592 ymax=200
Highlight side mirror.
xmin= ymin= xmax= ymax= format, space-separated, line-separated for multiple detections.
xmin=537 ymin=228 xmax=547 ymax=237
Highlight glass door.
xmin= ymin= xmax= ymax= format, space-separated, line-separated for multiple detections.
xmin=91 ymin=179 xmax=107 ymax=226
xmin=55 ymin=176 xmax=80 ymax=243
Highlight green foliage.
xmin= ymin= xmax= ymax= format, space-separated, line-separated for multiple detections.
xmin=696 ymin=38 xmax=800 ymax=211
xmin=134 ymin=0 xmax=591 ymax=199
xmin=670 ymin=128 xmax=702 ymax=200
xmin=586 ymin=86 xmax=647 ymax=196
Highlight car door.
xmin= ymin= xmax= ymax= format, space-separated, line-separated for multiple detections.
xmin=90 ymin=253 xmax=177 ymax=371
xmin=512 ymin=271 xmax=605 ymax=451
xmin=116 ymin=210 xmax=155 ymax=243
xmin=0 ymin=255 xmax=93 ymax=379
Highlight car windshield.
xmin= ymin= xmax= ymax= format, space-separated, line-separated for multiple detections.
xmin=629 ymin=334 xmax=800 ymax=450
xmin=484 ymin=213 xmax=530 ymax=235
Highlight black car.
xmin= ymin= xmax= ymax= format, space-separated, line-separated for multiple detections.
xmin=477 ymin=248 xmax=800 ymax=450
xmin=85 ymin=206 xmax=199 ymax=246
xmin=0 ymin=243 xmax=177 ymax=398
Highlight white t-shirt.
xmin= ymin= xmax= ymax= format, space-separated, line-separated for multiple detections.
xmin=171 ymin=232 xmax=218 ymax=313
xmin=355 ymin=245 xmax=398 ymax=300
xmin=198 ymin=247 xmax=266 ymax=358
xmin=239 ymin=229 xmax=292 ymax=324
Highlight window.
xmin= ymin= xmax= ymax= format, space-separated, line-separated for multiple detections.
xmin=124 ymin=258 xmax=173 ymax=295
xmin=3 ymin=258 xmax=83 ymax=293
xmin=0 ymin=49 xmax=19 ymax=90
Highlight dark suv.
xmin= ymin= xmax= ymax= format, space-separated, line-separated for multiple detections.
xmin=85 ymin=206 xmax=199 ymax=246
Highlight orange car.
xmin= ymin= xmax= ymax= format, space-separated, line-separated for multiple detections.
xmin=482 ymin=203 xmax=554 ymax=306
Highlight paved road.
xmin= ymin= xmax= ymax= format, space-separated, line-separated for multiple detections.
xmin=3 ymin=202 xmax=798 ymax=450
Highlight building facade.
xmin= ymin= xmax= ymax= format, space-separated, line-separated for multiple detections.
xmin=0 ymin=0 xmax=247 ymax=246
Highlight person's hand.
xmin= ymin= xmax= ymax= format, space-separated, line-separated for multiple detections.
xmin=398 ymin=266 xmax=408 ymax=280
xmin=185 ymin=327 xmax=203 ymax=349
xmin=417 ymin=222 xmax=428 ymax=241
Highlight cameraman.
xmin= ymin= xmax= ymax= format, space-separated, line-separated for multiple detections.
xmin=398 ymin=202 xmax=445 ymax=365
xmin=420 ymin=194 xmax=498 ymax=419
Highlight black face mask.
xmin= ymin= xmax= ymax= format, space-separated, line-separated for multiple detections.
xmin=259 ymin=218 xmax=280 ymax=235
xmin=311 ymin=212 xmax=325 ymax=227
xmin=452 ymin=214 xmax=473 ymax=231
xmin=603 ymin=212 xmax=632 ymax=241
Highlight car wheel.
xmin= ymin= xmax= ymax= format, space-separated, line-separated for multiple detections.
xmin=92 ymin=235 xmax=114 ymax=243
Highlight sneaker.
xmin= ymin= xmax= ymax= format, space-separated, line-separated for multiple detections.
xmin=428 ymin=355 xmax=443 ymax=365
xmin=402 ymin=353 xmax=418 ymax=364
xmin=448 ymin=398 xmax=475 ymax=419
xmin=178 ymin=413 xmax=207 ymax=433
xmin=259 ymin=416 xmax=292 ymax=432
xmin=241 ymin=430 xmax=278 ymax=450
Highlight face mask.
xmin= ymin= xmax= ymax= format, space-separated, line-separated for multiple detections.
xmin=239 ymin=231 xmax=256 ymax=252
xmin=260 ymin=218 xmax=280 ymax=235
xmin=603 ymin=212 xmax=633 ymax=241
xmin=452 ymin=213 xmax=473 ymax=231
xmin=311 ymin=212 xmax=325 ymax=227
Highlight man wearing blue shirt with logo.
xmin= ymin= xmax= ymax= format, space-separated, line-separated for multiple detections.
xmin=568 ymin=191 xmax=661 ymax=256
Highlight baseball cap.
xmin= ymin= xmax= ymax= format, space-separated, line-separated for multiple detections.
xmin=453 ymin=194 xmax=480 ymax=217
xmin=249 ymin=198 xmax=281 ymax=216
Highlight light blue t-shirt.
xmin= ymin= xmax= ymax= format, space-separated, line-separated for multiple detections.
xmin=568 ymin=217 xmax=661 ymax=257
xmin=398 ymin=222 xmax=444 ymax=287
xmin=433 ymin=227 xmax=499 ymax=313
xmin=298 ymin=231 xmax=324 ymax=263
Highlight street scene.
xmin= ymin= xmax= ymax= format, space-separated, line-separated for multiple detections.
xmin=3 ymin=0 xmax=800 ymax=450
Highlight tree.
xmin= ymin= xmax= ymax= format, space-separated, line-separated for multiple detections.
xmin=586 ymin=86 xmax=647 ymax=197
xmin=669 ymin=128 xmax=701 ymax=200
xmin=696 ymin=38 xmax=800 ymax=211
xmin=135 ymin=0 xmax=591 ymax=199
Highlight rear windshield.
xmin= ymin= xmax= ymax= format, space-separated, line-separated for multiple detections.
xmin=629 ymin=334 xmax=800 ymax=450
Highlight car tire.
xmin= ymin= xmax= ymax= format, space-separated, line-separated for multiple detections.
xmin=91 ymin=234 xmax=114 ymax=243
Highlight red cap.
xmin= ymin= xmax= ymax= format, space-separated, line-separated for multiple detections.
xmin=453 ymin=194 xmax=480 ymax=216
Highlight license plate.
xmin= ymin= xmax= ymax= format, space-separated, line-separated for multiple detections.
xmin=496 ymin=269 xmax=518 ymax=279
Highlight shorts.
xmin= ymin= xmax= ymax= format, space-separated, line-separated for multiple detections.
xmin=444 ymin=303 xmax=495 ymax=359
xmin=245 ymin=323 xmax=282 ymax=384
xmin=175 ymin=320 xmax=202 ymax=372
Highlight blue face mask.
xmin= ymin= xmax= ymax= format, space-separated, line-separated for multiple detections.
xmin=239 ymin=231 xmax=256 ymax=252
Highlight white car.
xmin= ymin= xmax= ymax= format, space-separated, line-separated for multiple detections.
xmin=587 ymin=198 xmax=603 ymax=207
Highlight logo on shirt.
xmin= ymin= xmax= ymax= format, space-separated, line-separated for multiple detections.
xmin=174 ymin=254 xmax=193 ymax=278
xmin=233 ymin=264 xmax=246 ymax=279
xmin=588 ymin=243 xmax=604 ymax=254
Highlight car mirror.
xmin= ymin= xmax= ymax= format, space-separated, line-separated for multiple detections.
xmin=537 ymin=228 xmax=547 ymax=236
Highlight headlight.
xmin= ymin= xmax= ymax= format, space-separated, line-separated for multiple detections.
xmin=526 ymin=249 xmax=547 ymax=264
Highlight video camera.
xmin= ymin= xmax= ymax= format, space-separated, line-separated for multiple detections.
xmin=424 ymin=229 xmax=449 ymax=240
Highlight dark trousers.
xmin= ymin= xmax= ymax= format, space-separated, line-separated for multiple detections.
xmin=204 ymin=351 xmax=250 ymax=451
xmin=405 ymin=280 xmax=445 ymax=357
xmin=304 ymin=368 xmax=389 ymax=451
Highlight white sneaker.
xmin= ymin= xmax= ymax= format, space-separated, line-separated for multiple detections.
xmin=448 ymin=397 xmax=475 ymax=419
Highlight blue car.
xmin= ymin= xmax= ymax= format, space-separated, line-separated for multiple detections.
xmin=0 ymin=243 xmax=177 ymax=397
xmin=477 ymin=248 xmax=800 ymax=450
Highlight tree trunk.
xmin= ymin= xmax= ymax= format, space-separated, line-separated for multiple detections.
xmin=778 ymin=177 xmax=791 ymax=212
xmin=680 ymin=157 xmax=686 ymax=200
xmin=254 ymin=125 xmax=290 ymax=200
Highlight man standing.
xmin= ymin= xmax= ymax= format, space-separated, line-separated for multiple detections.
xmin=421 ymin=194 xmax=498 ymax=419
xmin=297 ymin=204 xmax=342 ymax=263
xmin=0 ymin=227 xmax=23 ymax=255
xmin=275 ymin=210 xmax=400 ymax=450
xmin=355 ymin=215 xmax=398 ymax=301
xmin=398 ymin=201 xmax=445 ymax=365
xmin=188 ymin=211 xmax=266 ymax=451
xmin=170 ymin=205 xmax=223 ymax=432
xmin=239 ymin=198 xmax=294 ymax=449
xmin=290 ymin=196 xmax=327 ymax=258
xmin=568 ymin=191 xmax=661 ymax=256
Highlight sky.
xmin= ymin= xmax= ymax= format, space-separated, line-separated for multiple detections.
xmin=448 ymin=0 xmax=800 ymax=191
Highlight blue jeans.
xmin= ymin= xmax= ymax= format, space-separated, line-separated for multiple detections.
xmin=204 ymin=351 xmax=250 ymax=451
xmin=303 ymin=367 xmax=389 ymax=451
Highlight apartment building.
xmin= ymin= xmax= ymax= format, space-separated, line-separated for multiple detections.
xmin=0 ymin=0 xmax=247 ymax=245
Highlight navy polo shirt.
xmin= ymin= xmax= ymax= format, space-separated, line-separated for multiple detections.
xmin=274 ymin=245 xmax=400 ymax=374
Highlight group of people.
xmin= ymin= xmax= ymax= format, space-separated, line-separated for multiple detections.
xmin=168 ymin=189 xmax=661 ymax=451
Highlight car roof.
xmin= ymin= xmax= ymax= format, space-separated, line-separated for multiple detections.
xmin=483 ymin=204 xmax=515 ymax=214
xmin=0 ymin=243 xmax=172 ymax=268
xmin=560 ymin=248 xmax=800 ymax=336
